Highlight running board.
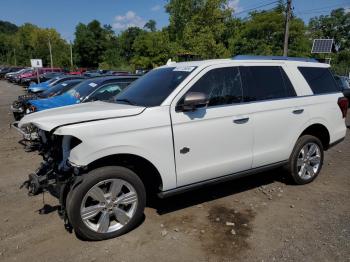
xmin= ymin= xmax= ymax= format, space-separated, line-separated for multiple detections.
xmin=158 ymin=160 xmax=288 ymax=198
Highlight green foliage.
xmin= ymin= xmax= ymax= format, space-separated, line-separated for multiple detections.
xmin=144 ymin=20 xmax=157 ymax=32
xmin=132 ymin=30 xmax=177 ymax=69
xmin=228 ymin=8 xmax=310 ymax=57
xmin=309 ymin=8 xmax=350 ymax=51
xmin=0 ymin=22 xmax=70 ymax=67
xmin=0 ymin=20 xmax=18 ymax=34
xmin=0 ymin=2 xmax=349 ymax=74
xmin=73 ymin=20 xmax=110 ymax=67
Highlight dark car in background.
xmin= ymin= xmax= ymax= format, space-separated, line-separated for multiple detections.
xmin=83 ymin=69 xmax=110 ymax=77
xmin=11 ymin=79 xmax=84 ymax=120
xmin=334 ymin=75 xmax=350 ymax=104
xmin=0 ymin=67 xmax=24 ymax=78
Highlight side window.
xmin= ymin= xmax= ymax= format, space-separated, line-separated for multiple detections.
xmin=185 ymin=67 xmax=243 ymax=107
xmin=90 ymin=84 xmax=123 ymax=101
xmin=298 ymin=67 xmax=339 ymax=94
xmin=240 ymin=66 xmax=295 ymax=102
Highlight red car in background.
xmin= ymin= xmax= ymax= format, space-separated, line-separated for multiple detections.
xmin=68 ymin=68 xmax=87 ymax=75
xmin=19 ymin=68 xmax=64 ymax=85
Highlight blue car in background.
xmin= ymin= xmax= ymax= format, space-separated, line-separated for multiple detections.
xmin=12 ymin=79 xmax=84 ymax=120
xmin=28 ymin=75 xmax=85 ymax=93
xmin=26 ymin=75 xmax=139 ymax=113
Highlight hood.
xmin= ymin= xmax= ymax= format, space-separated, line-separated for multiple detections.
xmin=28 ymin=83 xmax=50 ymax=92
xmin=19 ymin=101 xmax=146 ymax=131
xmin=29 ymin=81 xmax=49 ymax=88
xmin=29 ymin=93 xmax=79 ymax=111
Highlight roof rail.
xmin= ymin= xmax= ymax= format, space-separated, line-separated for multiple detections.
xmin=232 ymin=55 xmax=319 ymax=63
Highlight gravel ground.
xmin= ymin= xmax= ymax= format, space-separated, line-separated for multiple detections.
xmin=0 ymin=80 xmax=349 ymax=262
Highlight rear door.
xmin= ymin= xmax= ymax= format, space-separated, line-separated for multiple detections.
xmin=239 ymin=65 xmax=309 ymax=167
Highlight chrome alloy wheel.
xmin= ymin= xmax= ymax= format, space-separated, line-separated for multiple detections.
xmin=80 ymin=179 xmax=138 ymax=233
xmin=297 ymin=142 xmax=321 ymax=180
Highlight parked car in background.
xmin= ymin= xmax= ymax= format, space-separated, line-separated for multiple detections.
xmin=16 ymin=56 xmax=347 ymax=240
xmin=28 ymin=75 xmax=85 ymax=93
xmin=25 ymin=75 xmax=139 ymax=113
xmin=83 ymin=70 xmax=109 ymax=77
xmin=11 ymin=79 xmax=84 ymax=120
xmin=22 ymin=71 xmax=65 ymax=86
xmin=107 ymin=70 xmax=130 ymax=75
xmin=6 ymin=68 xmax=32 ymax=82
xmin=0 ymin=67 xmax=24 ymax=78
xmin=334 ymin=75 xmax=350 ymax=104
xmin=20 ymin=68 xmax=64 ymax=85
xmin=69 ymin=68 xmax=87 ymax=75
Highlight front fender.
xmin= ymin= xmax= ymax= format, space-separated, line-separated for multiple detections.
xmin=68 ymin=144 xmax=176 ymax=191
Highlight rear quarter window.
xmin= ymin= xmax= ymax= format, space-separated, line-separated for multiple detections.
xmin=298 ymin=67 xmax=339 ymax=94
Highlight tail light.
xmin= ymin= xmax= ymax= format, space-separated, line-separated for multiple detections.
xmin=338 ymin=97 xmax=349 ymax=118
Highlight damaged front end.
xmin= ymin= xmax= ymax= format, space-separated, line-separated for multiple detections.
xmin=20 ymin=126 xmax=84 ymax=225
xmin=11 ymin=122 xmax=41 ymax=151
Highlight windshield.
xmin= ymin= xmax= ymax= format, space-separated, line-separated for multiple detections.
xmin=116 ymin=67 xmax=194 ymax=107
xmin=46 ymin=77 xmax=60 ymax=85
xmin=41 ymin=80 xmax=82 ymax=97
xmin=66 ymin=79 xmax=100 ymax=99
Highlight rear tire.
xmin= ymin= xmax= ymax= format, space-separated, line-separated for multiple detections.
xmin=288 ymin=135 xmax=324 ymax=185
xmin=66 ymin=166 xmax=146 ymax=241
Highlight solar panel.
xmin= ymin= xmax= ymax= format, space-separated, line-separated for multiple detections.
xmin=311 ymin=39 xmax=334 ymax=53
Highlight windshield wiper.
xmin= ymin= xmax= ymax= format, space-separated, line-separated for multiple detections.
xmin=116 ymin=98 xmax=135 ymax=105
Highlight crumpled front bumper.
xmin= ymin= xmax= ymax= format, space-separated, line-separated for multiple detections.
xmin=11 ymin=121 xmax=39 ymax=141
xmin=10 ymin=105 xmax=24 ymax=113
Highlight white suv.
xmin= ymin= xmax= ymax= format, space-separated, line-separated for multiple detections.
xmin=18 ymin=56 xmax=348 ymax=240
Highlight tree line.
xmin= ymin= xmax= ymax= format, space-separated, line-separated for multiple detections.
xmin=0 ymin=0 xmax=349 ymax=74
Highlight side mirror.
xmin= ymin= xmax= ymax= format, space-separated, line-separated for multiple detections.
xmin=177 ymin=92 xmax=208 ymax=112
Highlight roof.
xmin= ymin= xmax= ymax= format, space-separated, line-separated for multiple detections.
xmin=232 ymin=55 xmax=319 ymax=62
xmin=160 ymin=55 xmax=328 ymax=69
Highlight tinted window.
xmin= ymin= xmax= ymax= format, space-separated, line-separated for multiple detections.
xmin=240 ymin=66 xmax=296 ymax=101
xmin=298 ymin=67 xmax=339 ymax=94
xmin=41 ymin=80 xmax=82 ymax=97
xmin=116 ymin=67 xmax=193 ymax=107
xmin=90 ymin=83 xmax=125 ymax=101
xmin=67 ymin=80 xmax=101 ymax=99
xmin=185 ymin=67 xmax=243 ymax=107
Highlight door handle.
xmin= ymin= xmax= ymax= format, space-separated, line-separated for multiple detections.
xmin=233 ymin=117 xmax=249 ymax=124
xmin=292 ymin=109 xmax=304 ymax=114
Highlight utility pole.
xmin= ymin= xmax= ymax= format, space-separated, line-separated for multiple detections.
xmin=70 ymin=41 xmax=73 ymax=68
xmin=13 ymin=48 xmax=16 ymax=66
xmin=48 ymin=37 xmax=53 ymax=70
xmin=283 ymin=0 xmax=292 ymax=57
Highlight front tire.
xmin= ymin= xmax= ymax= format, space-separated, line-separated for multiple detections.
xmin=66 ymin=166 xmax=146 ymax=241
xmin=288 ymin=135 xmax=324 ymax=185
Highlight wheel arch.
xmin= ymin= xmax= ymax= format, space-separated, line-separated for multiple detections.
xmin=86 ymin=153 xmax=164 ymax=197
xmin=298 ymin=123 xmax=331 ymax=150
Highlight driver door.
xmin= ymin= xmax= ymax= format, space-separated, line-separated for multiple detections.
xmin=170 ymin=66 xmax=254 ymax=187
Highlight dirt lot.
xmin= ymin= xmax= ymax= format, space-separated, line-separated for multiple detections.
xmin=0 ymin=80 xmax=349 ymax=262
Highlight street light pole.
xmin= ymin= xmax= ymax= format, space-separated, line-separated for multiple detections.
xmin=283 ymin=0 xmax=292 ymax=57
xmin=70 ymin=41 xmax=73 ymax=68
xmin=48 ymin=37 xmax=53 ymax=70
